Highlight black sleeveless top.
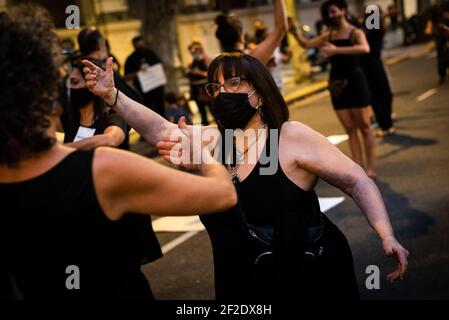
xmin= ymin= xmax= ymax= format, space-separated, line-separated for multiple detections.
xmin=329 ymin=28 xmax=360 ymax=79
xmin=200 ymin=130 xmax=323 ymax=299
xmin=0 ymin=150 xmax=161 ymax=299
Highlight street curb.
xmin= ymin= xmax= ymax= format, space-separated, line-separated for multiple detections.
xmin=385 ymin=42 xmax=435 ymax=66
xmin=284 ymin=80 xmax=329 ymax=105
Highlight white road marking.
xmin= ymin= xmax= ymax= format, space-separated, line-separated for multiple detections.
xmin=416 ymin=88 xmax=438 ymax=102
xmin=319 ymin=197 xmax=345 ymax=212
xmin=161 ymin=231 xmax=199 ymax=255
xmin=153 ymin=215 xmax=203 ymax=232
xmin=155 ymin=134 xmax=349 ymax=254
xmin=327 ymin=134 xmax=349 ymax=145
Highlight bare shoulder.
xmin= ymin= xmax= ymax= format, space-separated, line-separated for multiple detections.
xmin=352 ymin=28 xmax=366 ymax=39
xmin=281 ymin=121 xmax=325 ymax=143
xmin=93 ymin=146 xmax=140 ymax=176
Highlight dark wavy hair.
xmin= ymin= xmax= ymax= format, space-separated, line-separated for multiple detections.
xmin=78 ymin=27 xmax=103 ymax=56
xmin=321 ymin=0 xmax=349 ymax=27
xmin=215 ymin=14 xmax=243 ymax=52
xmin=0 ymin=5 xmax=61 ymax=166
xmin=207 ymin=52 xmax=289 ymax=130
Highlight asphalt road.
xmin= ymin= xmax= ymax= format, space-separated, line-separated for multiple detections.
xmin=141 ymin=52 xmax=449 ymax=300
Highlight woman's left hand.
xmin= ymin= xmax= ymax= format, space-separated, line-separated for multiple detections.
xmin=382 ymin=236 xmax=410 ymax=282
xmin=319 ymin=42 xmax=338 ymax=58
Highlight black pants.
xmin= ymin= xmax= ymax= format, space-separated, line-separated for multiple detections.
xmin=361 ymin=58 xmax=394 ymax=131
xmin=436 ymin=38 xmax=449 ymax=80
xmin=194 ymin=98 xmax=211 ymax=126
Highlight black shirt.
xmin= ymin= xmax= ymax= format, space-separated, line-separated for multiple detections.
xmin=187 ymin=59 xmax=208 ymax=99
xmin=125 ymin=49 xmax=163 ymax=94
xmin=61 ymin=105 xmax=130 ymax=151
xmin=0 ymin=150 xmax=162 ymax=299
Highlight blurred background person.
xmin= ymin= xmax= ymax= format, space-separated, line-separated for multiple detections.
xmin=289 ymin=0 xmax=377 ymax=178
xmin=165 ymin=92 xmax=193 ymax=125
xmin=125 ymin=35 xmax=166 ymax=117
xmin=185 ymin=41 xmax=211 ymax=125
xmin=58 ymin=56 xmax=130 ymax=150
xmin=77 ymin=27 xmax=143 ymax=104
xmin=213 ymin=0 xmax=287 ymax=65
xmin=360 ymin=7 xmax=396 ymax=137
xmin=434 ymin=1 xmax=449 ymax=84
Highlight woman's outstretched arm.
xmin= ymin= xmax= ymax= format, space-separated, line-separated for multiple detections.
xmin=282 ymin=121 xmax=409 ymax=282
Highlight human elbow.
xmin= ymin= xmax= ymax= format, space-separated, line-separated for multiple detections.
xmin=216 ymin=182 xmax=238 ymax=212
xmin=363 ymin=44 xmax=371 ymax=54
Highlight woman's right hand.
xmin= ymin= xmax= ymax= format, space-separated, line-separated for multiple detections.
xmin=82 ymin=57 xmax=116 ymax=105
xmin=157 ymin=117 xmax=207 ymax=170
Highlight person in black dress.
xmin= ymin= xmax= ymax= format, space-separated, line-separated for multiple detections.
xmin=360 ymin=11 xmax=396 ymax=137
xmin=157 ymin=53 xmax=409 ymax=300
xmin=289 ymin=0 xmax=377 ymax=179
xmin=0 ymin=6 xmax=237 ymax=300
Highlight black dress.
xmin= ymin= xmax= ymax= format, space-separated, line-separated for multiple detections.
xmin=328 ymin=28 xmax=371 ymax=110
xmin=360 ymin=27 xmax=394 ymax=131
xmin=201 ymin=131 xmax=360 ymax=300
xmin=0 ymin=150 xmax=161 ymax=299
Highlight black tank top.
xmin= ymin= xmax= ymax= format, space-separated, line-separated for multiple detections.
xmin=329 ymin=28 xmax=361 ymax=79
xmin=0 ymin=150 xmax=159 ymax=299
xmin=200 ymin=130 xmax=322 ymax=299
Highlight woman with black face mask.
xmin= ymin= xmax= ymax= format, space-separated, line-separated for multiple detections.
xmin=152 ymin=52 xmax=409 ymax=300
xmin=57 ymin=59 xmax=130 ymax=151
xmin=288 ymin=0 xmax=377 ymax=179
xmin=57 ymin=58 xmax=166 ymax=276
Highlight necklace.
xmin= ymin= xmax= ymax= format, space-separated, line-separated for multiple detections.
xmin=230 ymin=124 xmax=267 ymax=182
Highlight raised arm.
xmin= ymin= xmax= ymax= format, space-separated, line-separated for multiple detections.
xmin=82 ymin=58 xmax=177 ymax=145
xmin=94 ymin=146 xmax=237 ymax=219
xmin=288 ymin=19 xmax=329 ymax=49
xmin=282 ymin=121 xmax=409 ymax=282
xmin=249 ymin=0 xmax=288 ymax=64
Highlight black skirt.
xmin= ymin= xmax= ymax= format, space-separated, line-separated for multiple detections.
xmin=329 ymin=68 xmax=371 ymax=110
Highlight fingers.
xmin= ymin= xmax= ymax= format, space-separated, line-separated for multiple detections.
xmin=178 ymin=116 xmax=187 ymax=130
xmin=386 ymin=246 xmax=409 ymax=283
xmin=85 ymin=73 xmax=97 ymax=81
xmin=386 ymin=270 xmax=400 ymax=283
xmin=397 ymin=248 xmax=409 ymax=279
xmin=156 ymin=141 xmax=178 ymax=150
xmin=82 ymin=59 xmax=100 ymax=72
xmin=105 ymin=57 xmax=113 ymax=74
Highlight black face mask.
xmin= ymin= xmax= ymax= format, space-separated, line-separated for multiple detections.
xmin=211 ymin=92 xmax=258 ymax=130
xmin=329 ymin=15 xmax=343 ymax=27
xmin=70 ymin=87 xmax=94 ymax=109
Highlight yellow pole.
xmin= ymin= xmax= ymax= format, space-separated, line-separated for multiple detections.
xmin=285 ymin=0 xmax=311 ymax=83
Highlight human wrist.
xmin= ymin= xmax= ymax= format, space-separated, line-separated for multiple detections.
xmin=104 ymin=88 xmax=118 ymax=107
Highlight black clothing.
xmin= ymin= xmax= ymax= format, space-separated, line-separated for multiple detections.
xmin=60 ymin=108 xmax=162 ymax=267
xmin=361 ymin=27 xmax=394 ymax=131
xmin=329 ymin=29 xmax=371 ymax=110
xmin=187 ymin=59 xmax=210 ymax=125
xmin=61 ymin=104 xmax=130 ymax=150
xmin=201 ymin=131 xmax=359 ymax=300
xmin=125 ymin=49 xmax=165 ymax=117
xmin=436 ymin=34 xmax=449 ymax=80
xmin=0 ymin=150 xmax=161 ymax=299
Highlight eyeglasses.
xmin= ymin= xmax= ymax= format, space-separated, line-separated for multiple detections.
xmin=204 ymin=77 xmax=248 ymax=97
